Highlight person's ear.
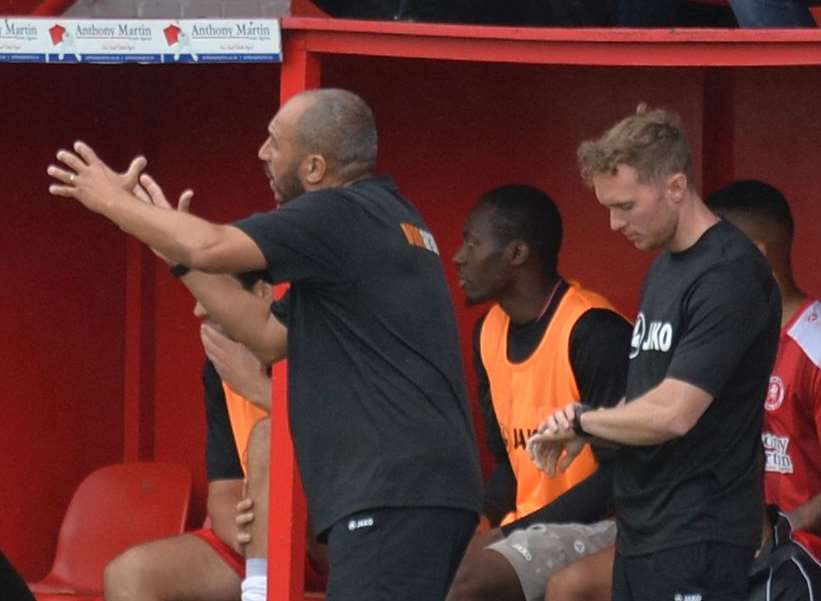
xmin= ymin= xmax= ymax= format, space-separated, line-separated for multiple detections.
xmin=302 ymin=154 xmax=327 ymax=185
xmin=509 ymin=240 xmax=530 ymax=267
xmin=667 ymin=173 xmax=687 ymax=204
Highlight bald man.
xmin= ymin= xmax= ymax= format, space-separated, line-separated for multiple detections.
xmin=47 ymin=88 xmax=482 ymax=601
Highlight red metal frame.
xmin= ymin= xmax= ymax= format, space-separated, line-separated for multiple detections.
xmin=267 ymin=343 xmax=307 ymax=601
xmin=123 ymin=240 xmax=155 ymax=462
xmin=267 ymin=37 xmax=320 ymax=601
xmin=282 ymin=17 xmax=821 ymax=66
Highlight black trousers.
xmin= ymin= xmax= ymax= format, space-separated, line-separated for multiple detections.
xmin=613 ymin=542 xmax=754 ymax=601
xmin=324 ymin=506 xmax=476 ymax=601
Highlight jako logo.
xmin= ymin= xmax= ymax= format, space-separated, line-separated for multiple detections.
xmin=347 ymin=516 xmax=374 ymax=531
xmin=630 ymin=312 xmax=673 ymax=358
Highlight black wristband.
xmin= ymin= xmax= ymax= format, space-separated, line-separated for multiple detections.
xmin=169 ymin=264 xmax=191 ymax=278
xmin=573 ymin=403 xmax=594 ymax=438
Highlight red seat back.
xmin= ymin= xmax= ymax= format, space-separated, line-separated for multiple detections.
xmin=31 ymin=462 xmax=191 ymax=596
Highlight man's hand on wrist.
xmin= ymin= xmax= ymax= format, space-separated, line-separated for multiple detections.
xmin=573 ymin=403 xmax=594 ymax=439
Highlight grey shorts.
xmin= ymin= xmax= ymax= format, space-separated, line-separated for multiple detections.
xmin=486 ymin=519 xmax=617 ymax=601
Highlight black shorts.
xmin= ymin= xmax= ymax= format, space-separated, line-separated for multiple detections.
xmin=612 ymin=542 xmax=754 ymax=601
xmin=325 ymin=506 xmax=476 ymax=601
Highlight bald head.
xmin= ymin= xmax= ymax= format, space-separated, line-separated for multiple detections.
xmin=706 ymin=180 xmax=794 ymax=248
xmin=289 ymin=88 xmax=378 ymax=177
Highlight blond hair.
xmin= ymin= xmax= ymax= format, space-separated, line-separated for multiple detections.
xmin=577 ymin=104 xmax=693 ymax=188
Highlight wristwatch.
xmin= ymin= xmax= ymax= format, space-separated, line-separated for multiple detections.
xmin=573 ymin=403 xmax=594 ymax=438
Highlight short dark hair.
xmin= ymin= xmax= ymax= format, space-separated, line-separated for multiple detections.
xmin=477 ymin=184 xmax=563 ymax=275
xmin=706 ymin=179 xmax=794 ymax=238
xmin=294 ymin=88 xmax=378 ymax=171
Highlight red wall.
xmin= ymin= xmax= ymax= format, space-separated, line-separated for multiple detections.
xmin=3 ymin=63 xmax=129 ymax=579
xmin=0 ymin=62 xmax=280 ymax=579
xmin=733 ymin=67 xmax=821 ymax=287
xmin=3 ymin=55 xmax=821 ymax=580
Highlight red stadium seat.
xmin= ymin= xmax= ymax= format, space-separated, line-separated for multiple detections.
xmin=29 ymin=462 xmax=191 ymax=597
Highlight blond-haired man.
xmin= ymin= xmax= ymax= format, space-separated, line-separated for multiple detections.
xmin=530 ymin=105 xmax=781 ymax=601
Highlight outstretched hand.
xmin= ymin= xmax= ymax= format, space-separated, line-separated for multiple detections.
xmin=132 ymin=173 xmax=194 ymax=264
xmin=47 ymin=141 xmax=146 ymax=213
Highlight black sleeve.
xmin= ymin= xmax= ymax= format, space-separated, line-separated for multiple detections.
xmin=570 ymin=308 xmax=632 ymax=463
xmin=500 ymin=462 xmax=615 ymax=535
xmin=203 ymin=360 xmax=244 ymax=481
xmin=668 ymin=266 xmax=775 ymax=396
xmin=474 ymin=314 xmax=517 ymax=525
xmin=569 ymin=308 xmax=631 ymax=410
xmin=233 ymin=191 xmax=353 ymax=286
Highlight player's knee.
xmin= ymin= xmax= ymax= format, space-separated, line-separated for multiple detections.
xmin=546 ymin=562 xmax=593 ymax=601
xmin=446 ymin=565 xmax=482 ymax=601
xmin=247 ymin=417 xmax=270 ymax=472
xmin=103 ymin=547 xmax=154 ymax=601
xmin=447 ymin=554 xmax=508 ymax=601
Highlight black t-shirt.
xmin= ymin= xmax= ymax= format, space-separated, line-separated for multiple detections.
xmin=616 ymin=220 xmax=780 ymax=556
xmin=475 ymin=280 xmax=632 ymax=527
xmin=203 ymin=360 xmax=244 ymax=481
xmin=234 ymin=176 xmax=483 ymax=536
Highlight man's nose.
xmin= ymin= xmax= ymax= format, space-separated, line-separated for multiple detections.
xmin=610 ymin=211 xmax=625 ymax=232
xmin=258 ymin=139 xmax=270 ymax=160
xmin=193 ymin=301 xmax=207 ymax=318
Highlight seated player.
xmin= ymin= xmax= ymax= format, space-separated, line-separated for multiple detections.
xmin=710 ymin=181 xmax=820 ymax=601
xmin=448 ymin=185 xmax=631 ymax=601
xmin=103 ymin=277 xmax=273 ymax=601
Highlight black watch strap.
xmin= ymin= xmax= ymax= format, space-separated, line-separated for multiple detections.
xmin=573 ymin=403 xmax=593 ymax=438
xmin=169 ymin=264 xmax=191 ymax=278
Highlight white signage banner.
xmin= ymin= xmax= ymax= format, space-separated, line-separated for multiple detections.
xmin=0 ymin=18 xmax=282 ymax=63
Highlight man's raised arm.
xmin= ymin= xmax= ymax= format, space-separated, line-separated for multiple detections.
xmin=47 ymin=141 xmax=266 ymax=274
xmin=47 ymin=141 xmax=285 ymax=359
